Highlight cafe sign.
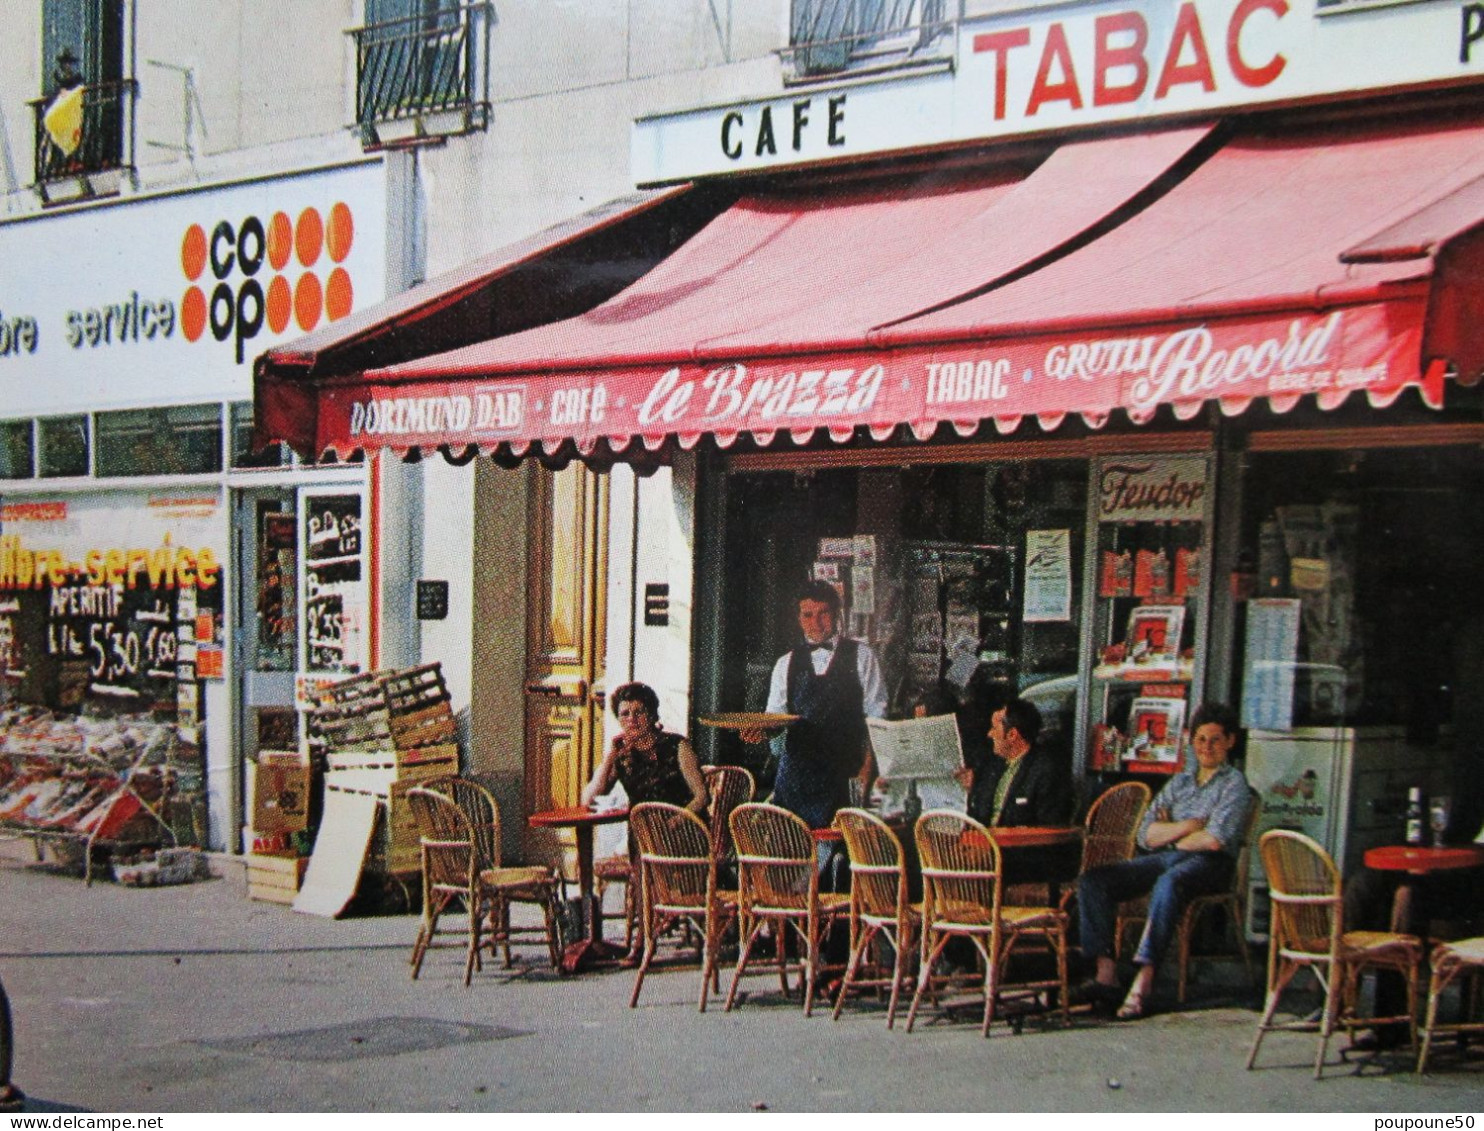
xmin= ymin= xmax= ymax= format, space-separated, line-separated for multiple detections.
xmin=633 ymin=0 xmax=1484 ymax=183
xmin=1097 ymin=456 xmax=1209 ymax=523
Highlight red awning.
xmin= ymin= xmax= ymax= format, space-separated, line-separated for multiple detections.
xmin=266 ymin=112 xmax=1484 ymax=461
xmin=253 ymin=183 xmax=717 ymax=454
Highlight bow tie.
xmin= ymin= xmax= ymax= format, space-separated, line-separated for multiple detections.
xmin=810 ymin=640 xmax=834 ymax=652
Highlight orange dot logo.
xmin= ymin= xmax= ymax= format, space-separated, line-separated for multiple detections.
xmin=326 ymin=203 xmax=354 ymax=263
xmin=181 ymin=225 xmax=207 ymax=281
xmin=266 ymin=275 xmax=292 ymax=334
xmin=266 ymin=212 xmax=293 ymax=271
xmin=295 ymin=207 xmax=323 ymax=268
xmin=181 ymin=286 xmax=207 ymax=342
xmin=294 ymin=273 xmax=323 ymax=331
xmin=325 ymin=268 xmax=353 ymax=322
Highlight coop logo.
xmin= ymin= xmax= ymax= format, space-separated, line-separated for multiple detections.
xmin=179 ymin=203 xmax=355 ymax=364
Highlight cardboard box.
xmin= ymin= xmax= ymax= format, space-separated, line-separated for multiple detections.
xmin=253 ymin=756 xmax=311 ymax=835
xmin=246 ymin=851 xmax=309 ymax=904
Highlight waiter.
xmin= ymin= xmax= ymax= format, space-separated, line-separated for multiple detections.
xmin=744 ymin=579 xmax=887 ymax=828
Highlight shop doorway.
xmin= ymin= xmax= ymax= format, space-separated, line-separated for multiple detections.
xmin=522 ymin=465 xmax=608 ymax=868
xmin=232 ymin=483 xmax=368 ymax=850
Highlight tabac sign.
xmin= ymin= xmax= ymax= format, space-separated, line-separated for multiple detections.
xmin=633 ymin=0 xmax=1484 ymax=183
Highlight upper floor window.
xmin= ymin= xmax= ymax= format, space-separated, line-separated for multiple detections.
xmin=784 ymin=0 xmax=954 ymax=81
xmin=33 ymin=0 xmax=133 ymax=200
xmin=350 ymin=1 xmax=490 ymax=149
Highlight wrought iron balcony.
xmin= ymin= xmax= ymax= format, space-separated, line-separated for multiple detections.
xmin=783 ymin=0 xmax=957 ymax=80
xmin=349 ymin=2 xmax=491 ymax=148
xmin=29 ymin=78 xmax=135 ymax=202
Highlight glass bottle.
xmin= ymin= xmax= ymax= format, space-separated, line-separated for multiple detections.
xmin=1405 ymin=786 xmax=1425 ymax=846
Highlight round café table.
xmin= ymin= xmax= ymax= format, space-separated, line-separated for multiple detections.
xmin=1362 ymin=844 xmax=1484 ymax=935
xmin=528 ymin=805 xmax=630 ymax=975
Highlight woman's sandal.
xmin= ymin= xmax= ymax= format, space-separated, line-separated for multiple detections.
xmin=1115 ymin=989 xmax=1149 ymax=1021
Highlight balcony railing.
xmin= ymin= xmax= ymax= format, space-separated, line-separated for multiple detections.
xmin=29 ymin=78 xmax=135 ymax=200
xmin=349 ymin=2 xmax=490 ymax=147
xmin=783 ymin=0 xmax=957 ymax=79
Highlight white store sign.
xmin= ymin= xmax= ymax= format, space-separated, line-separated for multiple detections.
xmin=0 ymin=162 xmax=386 ymax=417
xmin=634 ymin=0 xmax=1484 ymax=183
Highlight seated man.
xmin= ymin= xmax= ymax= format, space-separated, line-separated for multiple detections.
xmin=1076 ymin=701 xmax=1252 ymax=1020
xmin=955 ymin=696 xmax=1077 ymax=891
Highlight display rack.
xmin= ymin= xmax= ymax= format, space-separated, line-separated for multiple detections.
xmin=1083 ymin=454 xmax=1213 ymax=779
xmin=0 ymin=707 xmax=192 ymax=883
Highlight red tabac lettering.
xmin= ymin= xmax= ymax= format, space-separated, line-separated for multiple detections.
xmin=1094 ymin=11 xmax=1150 ymax=106
xmin=974 ymin=28 xmax=1032 ymax=121
xmin=1228 ymin=0 xmax=1288 ymax=87
xmin=1027 ymin=23 xmax=1084 ymax=115
xmin=1155 ymin=2 xmax=1217 ymax=98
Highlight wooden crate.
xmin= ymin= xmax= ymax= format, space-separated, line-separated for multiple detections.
xmin=389 ymin=703 xmax=456 ymax=750
xmin=382 ymin=663 xmax=449 ymax=716
xmin=246 ymin=852 xmax=308 ymax=904
xmin=396 ymin=743 xmax=458 ymax=781
xmin=386 ymin=780 xmax=422 ymax=876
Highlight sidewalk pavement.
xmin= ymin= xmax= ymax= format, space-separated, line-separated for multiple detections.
xmin=1 ymin=848 xmax=1480 ymax=1113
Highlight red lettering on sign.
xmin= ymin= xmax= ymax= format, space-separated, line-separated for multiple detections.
xmin=1027 ymin=24 xmax=1084 ymax=115
xmin=1094 ymin=11 xmax=1150 ymax=107
xmin=974 ymin=28 xmax=1032 ymax=121
xmin=1155 ymin=2 xmax=1217 ymax=99
xmin=1228 ymin=0 xmax=1288 ymax=87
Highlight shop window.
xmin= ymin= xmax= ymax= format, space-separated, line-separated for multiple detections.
xmin=0 ymin=421 xmax=36 ymax=479
xmin=785 ymin=0 xmax=953 ymax=79
xmin=230 ymin=402 xmax=291 ymax=470
xmin=37 ymin=415 xmax=89 ymax=477
xmin=94 ymin=404 xmax=222 ymax=477
xmin=350 ymin=0 xmax=490 ymax=148
xmin=34 ymin=0 xmax=132 ymax=193
xmin=714 ymin=459 xmax=1088 ymax=778
xmin=1232 ymin=448 xmax=1484 ymax=735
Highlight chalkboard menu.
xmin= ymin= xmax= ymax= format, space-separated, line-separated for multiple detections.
xmin=304 ymin=494 xmax=364 ymax=674
xmin=0 ymin=572 xmax=221 ymax=715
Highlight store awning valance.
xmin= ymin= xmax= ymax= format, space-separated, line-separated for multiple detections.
xmin=260 ymin=112 xmax=1484 ymax=462
xmin=253 ymin=183 xmax=716 ymax=455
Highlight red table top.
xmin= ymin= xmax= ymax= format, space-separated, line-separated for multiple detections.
xmin=527 ymin=806 xmax=630 ymax=829
xmin=814 ymin=823 xmax=1081 ymax=847
xmin=988 ymin=825 xmax=1083 ymax=849
xmin=1364 ymin=844 xmax=1484 ymax=874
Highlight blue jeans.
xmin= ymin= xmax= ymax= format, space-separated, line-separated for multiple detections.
xmin=1078 ymin=850 xmax=1235 ymax=967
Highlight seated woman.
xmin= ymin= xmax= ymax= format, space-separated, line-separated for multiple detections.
xmin=1076 ymin=701 xmax=1252 ymax=1020
xmin=581 ymin=681 xmax=707 ymax=817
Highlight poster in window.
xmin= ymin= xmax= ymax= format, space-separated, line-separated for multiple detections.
xmin=1023 ymin=529 xmax=1072 ymax=623
xmin=1126 ymin=697 xmax=1187 ymax=765
xmin=304 ymin=495 xmax=365 ymax=674
xmin=1124 ymin=604 xmax=1185 ymax=668
xmin=1241 ymin=598 xmax=1302 ymax=731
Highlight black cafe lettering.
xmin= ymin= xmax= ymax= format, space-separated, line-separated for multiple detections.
xmin=720 ymin=93 xmax=848 ymax=161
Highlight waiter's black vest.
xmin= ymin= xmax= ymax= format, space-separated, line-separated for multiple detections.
xmin=784 ymin=637 xmax=867 ymax=782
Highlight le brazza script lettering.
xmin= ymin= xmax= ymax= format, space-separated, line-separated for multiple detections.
xmin=637 ymin=363 xmax=886 ymax=427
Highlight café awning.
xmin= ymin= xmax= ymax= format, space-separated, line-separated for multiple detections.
xmin=259 ymin=110 xmax=1484 ymax=462
xmin=253 ymin=183 xmax=718 ymax=455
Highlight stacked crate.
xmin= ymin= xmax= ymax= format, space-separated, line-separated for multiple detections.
xmin=311 ymin=663 xmax=459 ymax=878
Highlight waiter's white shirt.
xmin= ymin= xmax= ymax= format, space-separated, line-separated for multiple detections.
xmin=765 ymin=635 xmax=888 ymax=719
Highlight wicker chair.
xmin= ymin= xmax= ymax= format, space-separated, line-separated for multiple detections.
xmin=1246 ymin=830 xmax=1423 ymax=1078
xmin=725 ymin=802 xmax=848 ymax=1016
xmin=907 ymin=810 xmax=1070 ymax=1037
xmin=1417 ymin=937 xmax=1484 ymax=1073
xmin=594 ymin=851 xmax=638 ymax=954
xmin=411 ymin=778 xmax=562 ymax=978
xmin=703 ymin=764 xmax=755 ymax=862
xmin=1115 ymin=787 xmax=1260 ymax=1002
xmin=830 ymin=808 xmax=920 ymax=1027
xmin=627 ymin=802 xmax=739 ymax=1011
xmin=1061 ymin=781 xmax=1151 ymax=912
xmin=406 ymin=786 xmax=485 ymax=985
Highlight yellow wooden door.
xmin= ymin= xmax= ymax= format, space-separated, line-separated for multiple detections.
xmin=523 ymin=464 xmax=608 ymax=869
